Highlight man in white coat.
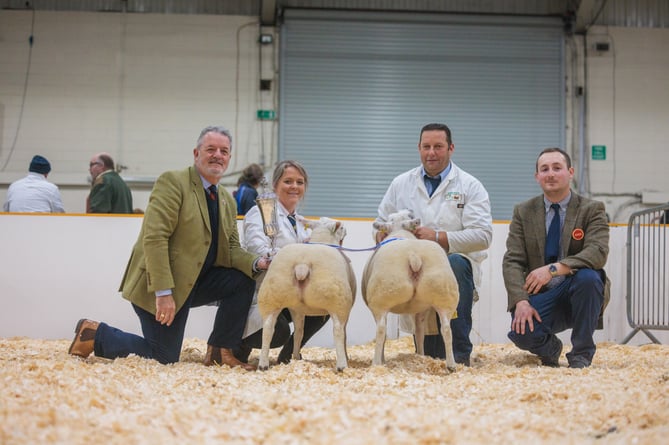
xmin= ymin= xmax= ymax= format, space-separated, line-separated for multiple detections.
xmin=374 ymin=123 xmax=492 ymax=366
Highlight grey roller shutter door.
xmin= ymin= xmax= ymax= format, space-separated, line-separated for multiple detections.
xmin=279 ymin=10 xmax=564 ymax=220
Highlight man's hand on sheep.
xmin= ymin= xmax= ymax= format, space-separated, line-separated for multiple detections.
xmin=375 ymin=231 xmax=387 ymax=244
xmin=413 ymin=226 xmax=449 ymax=251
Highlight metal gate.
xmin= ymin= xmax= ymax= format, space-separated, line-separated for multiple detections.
xmin=622 ymin=204 xmax=669 ymax=344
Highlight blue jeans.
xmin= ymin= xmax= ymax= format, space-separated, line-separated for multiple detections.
xmin=94 ymin=266 xmax=255 ymax=364
xmin=507 ymin=269 xmax=604 ymax=365
xmin=423 ymin=254 xmax=474 ymax=363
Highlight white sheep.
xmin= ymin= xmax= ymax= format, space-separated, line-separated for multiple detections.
xmin=362 ymin=209 xmax=459 ymax=371
xmin=257 ymin=217 xmax=356 ymax=371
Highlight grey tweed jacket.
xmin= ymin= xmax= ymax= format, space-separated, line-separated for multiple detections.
xmin=503 ymin=192 xmax=610 ymax=326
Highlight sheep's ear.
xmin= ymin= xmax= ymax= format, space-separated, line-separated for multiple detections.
xmin=373 ymin=221 xmax=391 ymax=233
xmin=335 ymin=223 xmax=346 ymax=245
xmin=300 ymin=216 xmax=315 ymax=230
xmin=402 ymin=218 xmax=421 ymax=232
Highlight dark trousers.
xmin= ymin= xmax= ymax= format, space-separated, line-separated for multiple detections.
xmin=94 ymin=266 xmax=255 ymax=364
xmin=507 ymin=269 xmax=604 ymax=364
xmin=241 ymin=309 xmax=292 ymax=349
xmin=422 ymin=254 xmax=474 ymax=363
xmin=241 ymin=309 xmax=329 ymax=359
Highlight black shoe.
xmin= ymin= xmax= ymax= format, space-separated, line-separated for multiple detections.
xmin=568 ymin=357 xmax=590 ymax=369
xmin=455 ymin=356 xmax=470 ymax=367
xmin=539 ymin=338 xmax=562 ymax=368
xmin=277 ymin=339 xmax=304 ymax=364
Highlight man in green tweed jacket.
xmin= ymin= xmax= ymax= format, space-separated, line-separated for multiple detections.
xmin=69 ymin=126 xmax=271 ymax=370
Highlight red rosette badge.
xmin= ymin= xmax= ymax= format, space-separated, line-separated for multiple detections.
xmin=572 ymin=228 xmax=584 ymax=240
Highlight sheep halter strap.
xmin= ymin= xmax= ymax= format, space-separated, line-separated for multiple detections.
xmin=305 ymin=237 xmax=405 ymax=252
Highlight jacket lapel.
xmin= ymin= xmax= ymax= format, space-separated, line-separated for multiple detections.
xmin=562 ymin=193 xmax=581 ymax=258
xmin=189 ymin=167 xmax=212 ymax=233
xmin=530 ymin=197 xmax=547 ymax=264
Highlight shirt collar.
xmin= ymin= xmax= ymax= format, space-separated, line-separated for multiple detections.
xmin=421 ymin=162 xmax=451 ymax=181
xmin=544 ymin=191 xmax=571 ymax=212
xmin=199 ymin=175 xmax=215 ymax=190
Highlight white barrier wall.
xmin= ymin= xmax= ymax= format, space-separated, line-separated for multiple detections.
xmin=1 ymin=214 xmax=665 ymax=347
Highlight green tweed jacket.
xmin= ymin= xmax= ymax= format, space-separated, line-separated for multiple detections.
xmin=119 ymin=166 xmax=257 ymax=315
xmin=503 ymin=192 xmax=611 ymax=323
xmin=88 ymin=170 xmax=133 ymax=214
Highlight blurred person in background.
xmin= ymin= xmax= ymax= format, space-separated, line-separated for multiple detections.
xmin=87 ymin=152 xmax=133 ymax=213
xmin=3 ymin=155 xmax=64 ymax=213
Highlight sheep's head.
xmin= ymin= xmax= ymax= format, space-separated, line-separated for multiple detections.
xmin=375 ymin=209 xmax=421 ymax=236
xmin=303 ymin=217 xmax=347 ymax=245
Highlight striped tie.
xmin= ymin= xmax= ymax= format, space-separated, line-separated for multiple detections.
xmin=287 ymin=214 xmax=297 ymax=233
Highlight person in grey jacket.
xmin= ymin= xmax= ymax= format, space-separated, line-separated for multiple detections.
xmin=374 ymin=123 xmax=493 ymax=366
xmin=504 ymin=147 xmax=610 ymax=369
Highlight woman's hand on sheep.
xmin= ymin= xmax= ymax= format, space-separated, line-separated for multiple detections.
xmin=256 ymin=256 xmax=272 ymax=271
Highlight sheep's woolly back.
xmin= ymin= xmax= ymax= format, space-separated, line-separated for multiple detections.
xmin=257 ymin=217 xmax=356 ymax=321
xmin=362 ymin=209 xmax=458 ymax=315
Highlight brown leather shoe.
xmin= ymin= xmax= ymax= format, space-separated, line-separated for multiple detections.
xmin=203 ymin=344 xmax=222 ymax=366
xmin=220 ymin=348 xmax=256 ymax=371
xmin=204 ymin=345 xmax=255 ymax=371
xmin=68 ymin=319 xmax=99 ymax=358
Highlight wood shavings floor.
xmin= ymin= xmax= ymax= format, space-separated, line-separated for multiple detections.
xmin=1 ymin=336 xmax=667 ymax=444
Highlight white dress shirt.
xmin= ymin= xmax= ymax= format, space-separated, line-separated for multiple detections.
xmin=3 ymin=173 xmax=65 ymax=213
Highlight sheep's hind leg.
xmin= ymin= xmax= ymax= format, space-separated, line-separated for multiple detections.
xmin=331 ymin=313 xmax=349 ymax=371
xmin=290 ymin=309 xmax=305 ymax=361
xmin=414 ymin=310 xmax=429 ymax=356
xmin=372 ymin=310 xmax=388 ymax=366
xmin=258 ymin=310 xmax=280 ymax=371
xmin=435 ymin=308 xmax=457 ymax=372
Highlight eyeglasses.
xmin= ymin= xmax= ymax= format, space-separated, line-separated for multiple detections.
xmin=89 ymin=161 xmax=102 ymax=168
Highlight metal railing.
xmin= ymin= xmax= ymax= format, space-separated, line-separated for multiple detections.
xmin=623 ymin=204 xmax=669 ymax=344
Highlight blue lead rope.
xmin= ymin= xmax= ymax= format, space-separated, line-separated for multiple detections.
xmin=305 ymin=237 xmax=404 ymax=252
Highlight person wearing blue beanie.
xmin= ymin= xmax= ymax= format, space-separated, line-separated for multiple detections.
xmin=3 ymin=155 xmax=64 ymax=212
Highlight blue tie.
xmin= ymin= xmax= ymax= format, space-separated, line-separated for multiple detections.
xmin=425 ymin=175 xmax=441 ymax=197
xmin=545 ymin=203 xmax=561 ymax=264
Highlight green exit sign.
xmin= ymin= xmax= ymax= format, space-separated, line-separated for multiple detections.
xmin=591 ymin=145 xmax=606 ymax=160
xmin=257 ymin=109 xmax=276 ymax=120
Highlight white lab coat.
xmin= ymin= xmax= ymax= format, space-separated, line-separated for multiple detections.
xmin=241 ymin=202 xmax=311 ymax=337
xmin=375 ymin=162 xmax=493 ymax=334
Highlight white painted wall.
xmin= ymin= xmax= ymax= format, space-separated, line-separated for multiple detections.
xmin=1 ymin=11 xmax=668 ymax=222
xmin=0 ymin=10 xmax=276 ymax=204
xmin=1 ymin=214 xmax=665 ymax=348
xmin=585 ymin=26 xmax=669 ymax=221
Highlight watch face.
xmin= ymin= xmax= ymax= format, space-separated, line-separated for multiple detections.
xmin=549 ymin=264 xmax=557 ymax=275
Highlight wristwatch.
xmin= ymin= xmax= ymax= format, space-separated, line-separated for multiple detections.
xmin=548 ymin=263 xmax=559 ymax=277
